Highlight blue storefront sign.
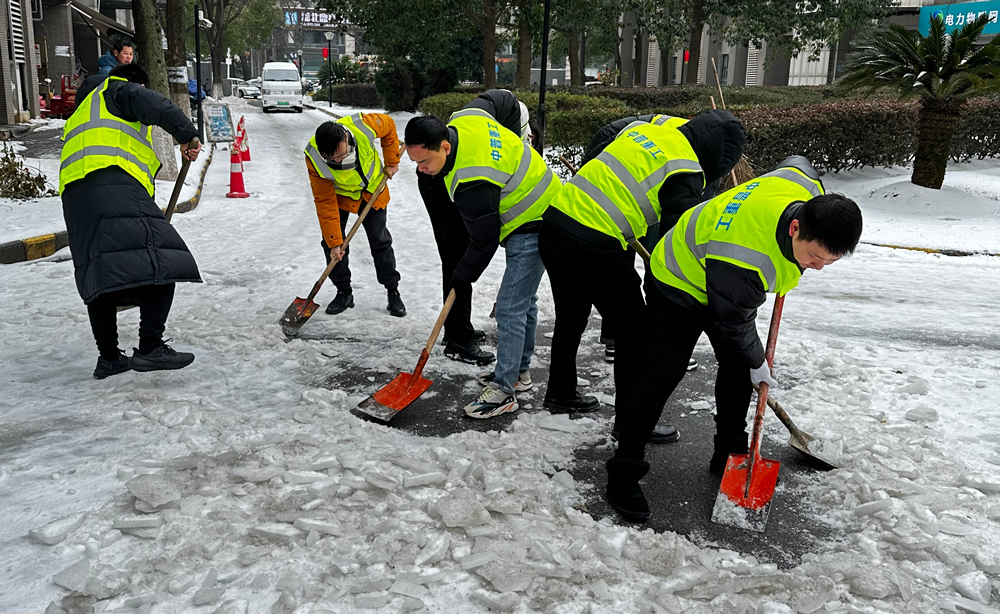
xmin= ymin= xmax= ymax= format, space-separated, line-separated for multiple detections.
xmin=919 ymin=1 xmax=1000 ymax=36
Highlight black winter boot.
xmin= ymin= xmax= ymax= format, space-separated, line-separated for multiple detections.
xmin=94 ymin=350 xmax=131 ymax=380
xmin=130 ymin=343 xmax=195 ymax=372
xmin=386 ymin=289 xmax=406 ymax=317
xmin=444 ymin=339 xmax=495 ymax=365
xmin=612 ymin=424 xmax=680 ymax=445
xmin=543 ymin=393 xmax=600 ymax=414
xmin=606 ymin=457 xmax=651 ymax=523
xmin=325 ymin=291 xmax=354 ymax=315
xmin=709 ymin=432 xmax=750 ymax=475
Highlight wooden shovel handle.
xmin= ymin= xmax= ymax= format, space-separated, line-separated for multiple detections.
xmin=745 ymin=294 xmax=785 ymax=497
xmin=305 ymin=174 xmax=389 ymax=302
xmin=424 ymin=289 xmax=457 ymax=355
xmin=164 ymin=142 xmax=196 ymax=223
xmin=630 ymin=240 xmax=652 ymax=264
xmin=753 ymin=383 xmax=807 ymax=441
xmin=559 ymin=154 xmax=578 ymax=175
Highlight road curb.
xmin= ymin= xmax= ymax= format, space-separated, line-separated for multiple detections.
xmin=0 ymin=147 xmax=216 ymax=265
xmin=304 ymin=102 xmax=343 ymax=119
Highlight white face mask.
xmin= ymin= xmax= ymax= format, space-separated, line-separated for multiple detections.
xmin=326 ymin=134 xmax=357 ymax=170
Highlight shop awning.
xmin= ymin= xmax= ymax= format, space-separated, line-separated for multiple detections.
xmin=69 ymin=1 xmax=134 ymax=40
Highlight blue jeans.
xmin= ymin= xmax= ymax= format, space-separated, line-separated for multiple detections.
xmin=492 ymin=232 xmax=546 ymax=394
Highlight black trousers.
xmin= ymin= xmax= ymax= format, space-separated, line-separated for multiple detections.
xmin=614 ymin=286 xmax=754 ymax=461
xmin=539 ymin=223 xmax=646 ymax=420
xmin=322 ymin=206 xmax=400 ymax=294
xmin=87 ymin=283 xmax=175 ymax=360
xmin=417 ymin=171 xmax=475 ymax=344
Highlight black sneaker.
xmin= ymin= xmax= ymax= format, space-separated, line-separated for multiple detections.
xmin=93 ymin=350 xmax=131 ymax=380
xmin=543 ymin=393 xmax=600 ymax=414
xmin=612 ymin=424 xmax=680 ymax=445
xmin=130 ymin=342 xmax=195 ymax=372
xmin=443 ymin=339 xmax=495 ymax=365
xmin=325 ymin=291 xmax=354 ymax=315
xmin=442 ymin=329 xmax=486 ymax=345
xmin=386 ymin=289 xmax=406 ymax=317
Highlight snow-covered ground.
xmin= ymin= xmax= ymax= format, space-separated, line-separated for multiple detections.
xmin=2 ymin=106 xmax=999 ymax=614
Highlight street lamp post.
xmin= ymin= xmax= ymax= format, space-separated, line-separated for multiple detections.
xmin=297 ymin=49 xmax=304 ymax=82
xmin=194 ymin=9 xmax=203 ymax=141
xmin=535 ymin=0 xmax=551 ymax=153
xmin=324 ymin=31 xmax=335 ymax=108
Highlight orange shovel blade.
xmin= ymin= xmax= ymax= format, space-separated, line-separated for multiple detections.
xmin=711 ymin=454 xmax=780 ymax=533
xmin=372 ymin=371 xmax=433 ymax=411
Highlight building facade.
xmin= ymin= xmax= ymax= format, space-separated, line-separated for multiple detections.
xmin=2 ymin=0 xmax=40 ymax=123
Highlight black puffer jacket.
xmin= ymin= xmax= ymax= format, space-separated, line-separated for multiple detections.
xmin=61 ymin=77 xmax=201 ymax=304
xmin=464 ymin=89 xmax=525 ymax=138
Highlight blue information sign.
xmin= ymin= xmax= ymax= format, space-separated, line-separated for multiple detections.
xmin=919 ymin=1 xmax=1000 ymax=36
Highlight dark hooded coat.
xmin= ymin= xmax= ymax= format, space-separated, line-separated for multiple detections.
xmin=61 ymin=76 xmax=201 ymax=304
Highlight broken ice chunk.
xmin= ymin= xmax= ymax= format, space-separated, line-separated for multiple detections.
xmin=192 ymin=588 xmax=225 ymax=606
xmin=470 ymin=590 xmax=520 ymax=611
xmin=414 ymin=533 xmax=450 ymax=566
xmin=232 ymin=465 xmax=281 ymax=483
xmin=363 ymin=472 xmax=398 ymax=490
xmin=52 ymin=558 xmax=90 ymax=592
xmin=904 ymin=406 xmax=939 ymax=422
xmin=212 ymin=601 xmax=248 ymax=614
xmin=390 ymin=580 xmax=429 ymax=599
xmin=354 ymin=594 xmax=389 ymax=609
xmin=292 ymin=518 xmax=342 ymax=536
xmin=403 ymin=472 xmax=446 ymax=488
xmin=954 ymin=571 xmax=991 ymax=605
xmin=248 ymin=523 xmax=305 ymax=544
xmin=337 ymin=451 xmax=364 ymax=470
xmin=436 ymin=494 xmax=491 ymax=527
xmin=113 ymin=517 xmax=162 ymax=530
xmin=690 ymin=401 xmax=711 ymax=410
xmin=535 ymin=414 xmax=588 ymax=433
xmin=461 ymin=551 xmax=497 ymax=569
xmin=284 ymin=470 xmax=329 ymax=485
xmin=126 ymin=474 xmax=181 ymax=510
xmin=28 ymin=513 xmax=87 ymax=545
xmin=595 ymin=530 xmax=628 ymax=559
xmin=854 ymin=499 xmax=893 ymax=516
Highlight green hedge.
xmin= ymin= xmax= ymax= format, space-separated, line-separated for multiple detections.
xmin=420 ymin=90 xmax=1000 ymax=174
xmin=311 ymin=84 xmax=382 ymax=108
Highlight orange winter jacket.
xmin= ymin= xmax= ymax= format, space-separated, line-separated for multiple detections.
xmin=306 ymin=113 xmax=400 ymax=248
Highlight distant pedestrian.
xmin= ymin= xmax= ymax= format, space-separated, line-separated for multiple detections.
xmin=98 ymin=38 xmax=134 ymax=75
xmin=59 ymin=64 xmax=202 ymax=379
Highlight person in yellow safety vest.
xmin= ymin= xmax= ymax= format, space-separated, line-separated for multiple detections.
xmin=59 ymin=64 xmax=203 ymax=380
xmin=578 ymin=113 xmax=705 ymax=371
xmin=605 ymin=156 xmax=864 ymax=523
xmin=304 ymin=113 xmax=406 ymax=318
xmin=404 ymin=112 xmax=560 ymax=420
xmin=539 ymin=110 xmax=747 ymax=425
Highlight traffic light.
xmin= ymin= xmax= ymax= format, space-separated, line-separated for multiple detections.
xmin=322 ymin=47 xmax=329 ymax=59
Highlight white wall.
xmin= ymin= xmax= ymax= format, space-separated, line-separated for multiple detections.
xmin=787 ymin=47 xmax=830 ymax=86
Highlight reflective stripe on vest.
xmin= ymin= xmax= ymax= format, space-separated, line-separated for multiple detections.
xmin=651 ymin=163 xmax=824 ymax=303
xmin=59 ymin=77 xmax=159 ymax=195
xmin=303 ymin=113 xmax=382 ymax=199
xmin=553 ymin=121 xmax=703 ymax=248
xmin=445 ymin=114 xmax=560 ymax=241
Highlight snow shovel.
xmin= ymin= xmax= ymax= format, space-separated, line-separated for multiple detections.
xmin=756 ymin=384 xmax=839 ymax=470
xmin=711 ymin=294 xmax=786 ymax=533
xmin=356 ymin=288 xmax=457 ymax=423
xmin=279 ymin=175 xmax=388 ymax=336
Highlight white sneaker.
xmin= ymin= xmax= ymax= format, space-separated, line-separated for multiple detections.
xmin=476 ymin=370 xmax=532 ymax=392
xmin=464 ymin=385 xmax=518 ymax=419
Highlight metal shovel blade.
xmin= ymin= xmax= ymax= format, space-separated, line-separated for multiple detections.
xmin=279 ymin=297 xmax=319 ymax=336
xmin=788 ymin=431 xmax=839 ymax=470
xmin=711 ymin=454 xmax=781 ymax=533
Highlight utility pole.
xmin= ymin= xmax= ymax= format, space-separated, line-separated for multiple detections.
xmin=535 ymin=0 xmax=551 ymax=154
xmin=195 ymin=8 xmax=203 ymax=141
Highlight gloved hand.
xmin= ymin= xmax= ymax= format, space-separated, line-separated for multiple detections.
xmin=750 ymin=362 xmax=778 ymax=389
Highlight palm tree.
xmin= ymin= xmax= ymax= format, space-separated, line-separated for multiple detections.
xmin=839 ymin=14 xmax=1000 ymax=189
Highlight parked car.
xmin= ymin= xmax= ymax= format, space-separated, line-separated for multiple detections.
xmin=261 ymin=62 xmax=303 ymax=113
xmin=236 ymin=79 xmax=260 ymax=99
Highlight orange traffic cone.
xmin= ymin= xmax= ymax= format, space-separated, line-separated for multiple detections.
xmin=239 ymin=122 xmax=251 ymax=162
xmin=226 ymin=141 xmax=249 ymax=198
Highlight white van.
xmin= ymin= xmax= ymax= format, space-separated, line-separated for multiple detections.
xmin=261 ymin=62 xmax=303 ymax=113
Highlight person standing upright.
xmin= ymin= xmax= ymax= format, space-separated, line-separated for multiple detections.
xmin=60 ymin=64 xmax=202 ymax=379
xmin=305 ymin=114 xmax=406 ymax=318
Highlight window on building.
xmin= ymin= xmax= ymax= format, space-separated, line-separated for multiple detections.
xmin=671 ymin=57 xmax=678 ymax=84
xmin=720 ymin=54 xmax=729 ymax=86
